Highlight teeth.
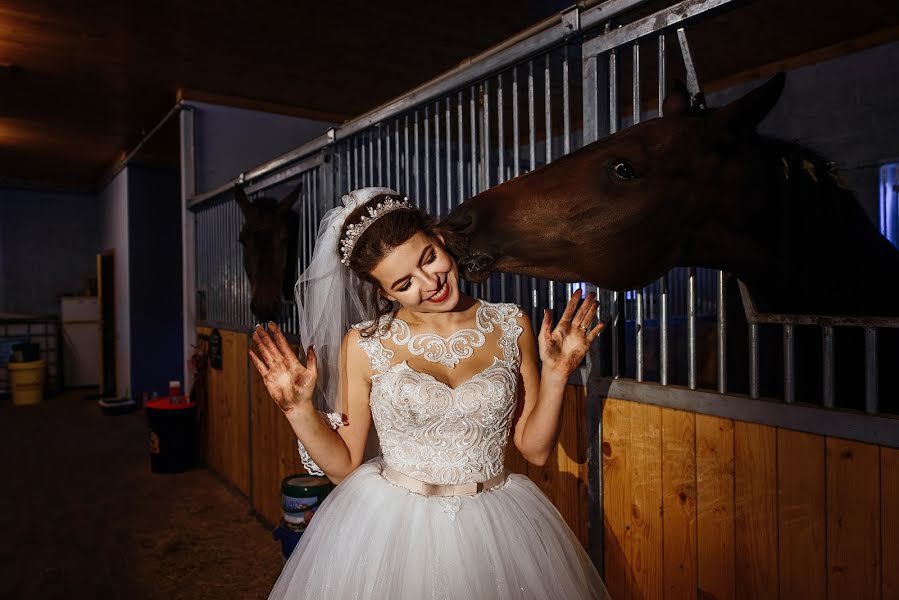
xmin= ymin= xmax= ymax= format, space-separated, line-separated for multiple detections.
xmin=429 ymin=280 xmax=448 ymax=301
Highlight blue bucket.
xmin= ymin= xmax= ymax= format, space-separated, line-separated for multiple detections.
xmin=273 ymin=523 xmax=304 ymax=561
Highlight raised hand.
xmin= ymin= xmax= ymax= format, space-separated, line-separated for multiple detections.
xmin=538 ymin=289 xmax=605 ymax=377
xmin=248 ymin=322 xmax=317 ymax=417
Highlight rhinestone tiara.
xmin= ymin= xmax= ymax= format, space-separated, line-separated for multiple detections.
xmin=339 ymin=195 xmax=413 ymax=266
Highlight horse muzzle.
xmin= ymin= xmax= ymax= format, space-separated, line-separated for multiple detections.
xmin=458 ymin=252 xmax=496 ymax=283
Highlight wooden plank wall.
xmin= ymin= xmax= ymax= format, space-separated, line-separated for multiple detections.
xmin=602 ymin=396 xmax=899 ymax=600
xmin=199 ymin=327 xmax=250 ymax=495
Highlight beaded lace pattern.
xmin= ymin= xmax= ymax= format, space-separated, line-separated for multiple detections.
xmin=297 ymin=300 xmax=525 ymax=520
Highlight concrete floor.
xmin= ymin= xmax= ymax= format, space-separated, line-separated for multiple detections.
xmin=0 ymin=390 xmax=284 ymax=599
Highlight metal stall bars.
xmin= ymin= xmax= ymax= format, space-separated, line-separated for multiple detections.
xmin=190 ymin=154 xmax=325 ymax=337
xmin=579 ymin=0 xmax=899 ymax=440
xmin=331 ymin=40 xmax=590 ymax=322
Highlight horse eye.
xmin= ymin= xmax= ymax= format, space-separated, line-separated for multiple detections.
xmin=610 ymin=160 xmax=636 ymax=180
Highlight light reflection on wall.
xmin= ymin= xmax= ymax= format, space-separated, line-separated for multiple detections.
xmin=880 ymin=163 xmax=898 ymax=247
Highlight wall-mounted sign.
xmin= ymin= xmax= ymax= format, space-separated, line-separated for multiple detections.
xmin=209 ymin=328 xmax=223 ymax=370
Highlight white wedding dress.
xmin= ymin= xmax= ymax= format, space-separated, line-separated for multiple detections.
xmin=269 ymin=300 xmax=610 ymax=599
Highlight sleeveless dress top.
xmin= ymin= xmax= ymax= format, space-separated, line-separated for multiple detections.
xmin=355 ymin=299 xmax=523 ymax=487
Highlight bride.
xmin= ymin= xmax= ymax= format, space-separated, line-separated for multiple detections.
xmin=250 ymin=187 xmax=611 ymax=599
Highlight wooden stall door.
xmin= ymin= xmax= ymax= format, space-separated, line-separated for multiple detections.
xmin=602 ymin=396 xmax=898 ymax=600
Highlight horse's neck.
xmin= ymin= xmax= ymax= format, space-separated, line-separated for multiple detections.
xmin=689 ymin=146 xmax=899 ymax=315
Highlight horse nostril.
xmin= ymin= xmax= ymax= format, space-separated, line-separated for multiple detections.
xmin=467 ymin=253 xmax=495 ymax=273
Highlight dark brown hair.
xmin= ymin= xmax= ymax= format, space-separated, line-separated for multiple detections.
xmin=339 ymin=193 xmax=440 ymax=336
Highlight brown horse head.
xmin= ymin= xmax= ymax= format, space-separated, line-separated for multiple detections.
xmin=236 ymin=184 xmax=300 ymax=323
xmin=441 ymin=72 xmax=899 ymax=316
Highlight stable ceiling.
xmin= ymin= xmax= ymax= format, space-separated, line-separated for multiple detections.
xmin=0 ymin=0 xmax=895 ymax=190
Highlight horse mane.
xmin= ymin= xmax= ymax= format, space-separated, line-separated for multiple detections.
xmin=758 ymin=135 xmax=855 ymax=211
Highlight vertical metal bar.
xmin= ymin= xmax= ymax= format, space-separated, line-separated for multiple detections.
xmin=483 ymin=80 xmax=491 ymax=191
xmin=434 ymin=103 xmax=441 ymax=216
xmin=376 ymin=126 xmax=382 ymax=185
xmin=544 ymin=54 xmax=554 ymax=312
xmin=404 ymin=115 xmax=411 ymax=196
xmin=563 ymin=44 xmax=571 ymax=155
xmin=528 ymin=60 xmax=536 ymax=171
xmin=445 ymin=98 xmax=452 ymax=214
xmin=353 ymin=137 xmax=360 ymax=190
xmin=497 ymin=73 xmax=505 ymax=185
xmin=822 ymin=325 xmax=835 ymax=408
xmin=482 ymin=81 xmax=492 ymax=302
xmin=469 ymin=86 xmax=481 ymax=298
xmin=214 ymin=202 xmax=220 ymax=322
xmin=609 ymin=48 xmax=619 ymax=134
xmin=228 ymin=201 xmax=234 ymax=326
xmin=676 ymin=28 xmax=702 ymax=103
xmin=470 ymin=86 xmax=478 ymax=194
xmin=864 ymin=327 xmax=878 ymax=414
xmin=527 ymin=60 xmax=537 ymax=321
xmin=630 ymin=43 xmax=642 ymax=380
xmin=301 ymin=172 xmax=308 ymax=269
xmin=783 ymin=324 xmax=795 ymax=403
xmin=306 ymin=174 xmax=313 ymax=268
xmin=582 ymin=53 xmax=598 ymax=145
xmin=658 ymin=33 xmax=666 ymax=118
xmin=544 ymin=53 xmax=552 ymax=169
xmin=750 ymin=323 xmax=760 ymax=399
xmin=457 ymin=91 xmax=464 ymax=203
xmin=342 ymin=145 xmax=349 ymax=200
xmin=636 ymin=286 xmax=644 ymax=382
xmin=179 ymin=107 xmax=197 ymax=388
xmin=717 ymin=271 xmax=727 ymax=394
xmin=245 ymin=198 xmax=251 ymax=326
xmin=413 ymin=111 xmax=420 ymax=201
xmin=385 ymin=125 xmax=391 ymax=188
xmin=424 ymin=105 xmax=431 ymax=213
xmin=632 ymin=42 xmax=641 ymax=125
xmin=367 ymin=132 xmax=374 ymax=187
xmin=513 ymin=67 xmax=521 ymax=178
xmin=611 ymin=291 xmax=620 ymax=378
xmin=394 ymin=121 xmax=401 ymax=192
xmin=687 ymin=266 xmax=697 ymax=390
xmin=496 ymin=73 xmax=507 ymax=301
xmin=660 ymin=273 xmax=669 ymax=385
xmin=534 ymin=53 xmax=556 ymax=315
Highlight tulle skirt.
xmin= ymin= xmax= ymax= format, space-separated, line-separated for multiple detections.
xmin=268 ymin=456 xmax=610 ymax=599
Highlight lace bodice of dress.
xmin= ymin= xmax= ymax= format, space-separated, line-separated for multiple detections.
xmin=354 ymin=300 xmax=524 ymax=486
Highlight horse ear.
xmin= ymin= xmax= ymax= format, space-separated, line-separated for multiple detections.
xmin=662 ymin=79 xmax=691 ymax=116
xmin=278 ymin=184 xmax=302 ymax=215
xmin=708 ymin=72 xmax=786 ymax=138
xmin=235 ymin=185 xmax=251 ymax=214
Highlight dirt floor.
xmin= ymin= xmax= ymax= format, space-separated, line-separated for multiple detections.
xmin=0 ymin=390 xmax=284 ymax=600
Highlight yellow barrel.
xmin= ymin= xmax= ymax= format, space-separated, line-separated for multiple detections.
xmin=8 ymin=359 xmax=46 ymax=405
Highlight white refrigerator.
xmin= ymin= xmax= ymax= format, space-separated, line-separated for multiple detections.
xmin=60 ymin=296 xmax=100 ymax=388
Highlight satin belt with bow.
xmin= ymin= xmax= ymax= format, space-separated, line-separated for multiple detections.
xmin=381 ymin=463 xmax=511 ymax=497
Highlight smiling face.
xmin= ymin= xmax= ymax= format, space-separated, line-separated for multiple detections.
xmin=369 ymin=231 xmax=461 ymax=312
